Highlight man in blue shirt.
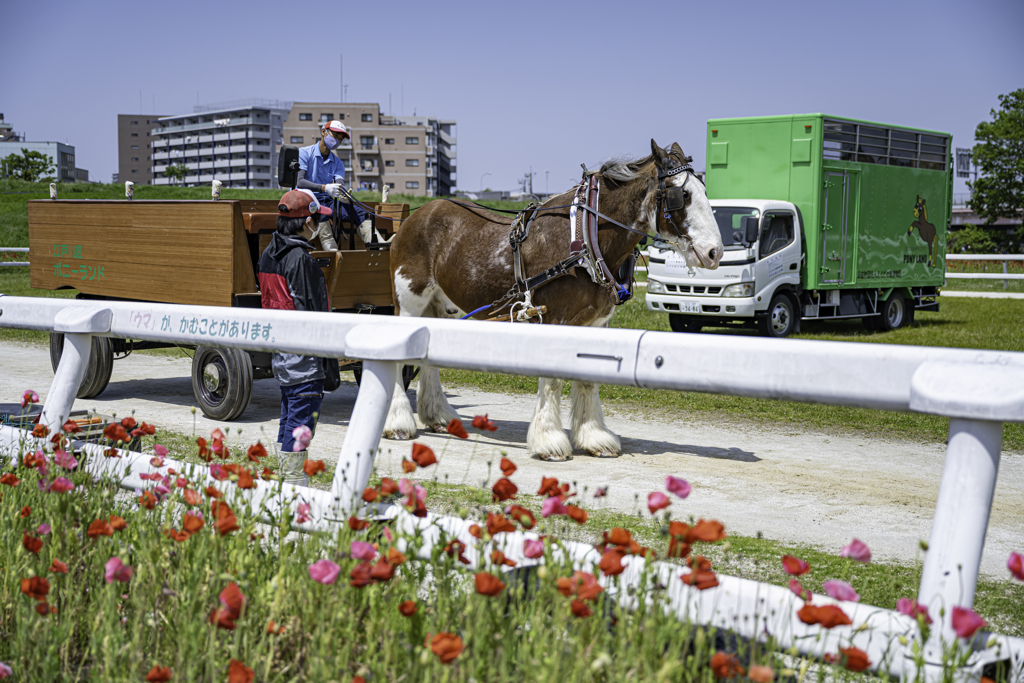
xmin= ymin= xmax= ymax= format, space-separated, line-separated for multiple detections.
xmin=294 ymin=120 xmax=373 ymax=250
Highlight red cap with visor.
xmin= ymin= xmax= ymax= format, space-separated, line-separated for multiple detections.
xmin=278 ymin=189 xmax=332 ymax=217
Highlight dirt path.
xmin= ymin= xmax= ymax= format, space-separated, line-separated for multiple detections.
xmin=2 ymin=342 xmax=1021 ymax=578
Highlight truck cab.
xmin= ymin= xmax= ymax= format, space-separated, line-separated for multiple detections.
xmin=646 ymin=199 xmax=804 ymax=336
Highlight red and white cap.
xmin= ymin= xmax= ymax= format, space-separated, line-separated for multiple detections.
xmin=278 ymin=188 xmax=332 ymax=217
xmin=321 ymin=120 xmax=349 ymax=139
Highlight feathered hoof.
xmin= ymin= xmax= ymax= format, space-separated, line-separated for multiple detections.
xmin=537 ymin=452 xmax=573 ymax=462
xmin=427 ymin=423 xmax=451 ymax=434
xmin=383 ymin=429 xmax=414 ymax=440
xmin=587 ymin=449 xmax=621 ymax=458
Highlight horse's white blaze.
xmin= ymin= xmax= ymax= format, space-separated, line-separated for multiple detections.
xmin=527 ymin=378 xmax=573 ymax=459
xmin=677 ymin=172 xmax=722 ymax=269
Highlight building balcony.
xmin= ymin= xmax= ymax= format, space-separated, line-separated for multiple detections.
xmin=440 ymin=130 xmax=456 ymax=146
xmin=356 ymin=166 xmax=380 ymax=176
xmin=151 ymin=116 xmax=254 ymax=136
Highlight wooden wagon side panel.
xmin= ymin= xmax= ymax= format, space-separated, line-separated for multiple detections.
xmin=316 ymin=249 xmax=393 ymax=309
xmin=231 ymin=203 xmax=258 ymax=297
xmin=28 ymin=201 xmax=237 ymax=307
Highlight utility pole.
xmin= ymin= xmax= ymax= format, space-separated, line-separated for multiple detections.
xmin=545 ymin=170 xmax=549 ymax=194
xmin=340 ymin=54 xmax=344 ymax=102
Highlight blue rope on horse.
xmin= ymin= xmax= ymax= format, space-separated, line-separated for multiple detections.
xmin=460 ymin=304 xmax=492 ymax=320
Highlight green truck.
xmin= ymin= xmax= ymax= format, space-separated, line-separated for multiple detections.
xmin=645 ymin=114 xmax=952 ymax=336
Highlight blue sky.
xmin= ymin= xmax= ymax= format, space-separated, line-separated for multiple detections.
xmin=2 ymin=0 xmax=1021 ymax=195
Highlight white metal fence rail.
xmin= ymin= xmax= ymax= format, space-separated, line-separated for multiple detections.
xmin=0 ymin=294 xmax=1022 ymax=682
xmin=0 ymin=246 xmax=29 ymax=267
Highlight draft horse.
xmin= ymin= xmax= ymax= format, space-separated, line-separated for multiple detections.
xmin=384 ymin=140 xmax=723 ymax=461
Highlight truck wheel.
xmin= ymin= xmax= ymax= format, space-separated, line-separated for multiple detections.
xmin=759 ymin=294 xmax=796 ymax=338
xmin=668 ymin=314 xmax=703 ymax=333
xmin=49 ymin=332 xmax=114 ymax=399
xmin=353 ymin=363 xmax=417 ymax=390
xmin=879 ymin=292 xmax=908 ymax=332
xmin=191 ymin=346 xmax=253 ymax=421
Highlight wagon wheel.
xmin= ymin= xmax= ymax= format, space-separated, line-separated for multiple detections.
xmin=191 ymin=346 xmax=253 ymax=421
xmin=878 ymin=292 xmax=909 ymax=332
xmin=49 ymin=332 xmax=114 ymax=399
xmin=353 ymin=363 xmax=418 ymax=391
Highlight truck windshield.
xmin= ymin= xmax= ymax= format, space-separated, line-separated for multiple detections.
xmin=711 ymin=207 xmax=759 ymax=250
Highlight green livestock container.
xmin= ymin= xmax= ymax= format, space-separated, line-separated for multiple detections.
xmin=704 ymin=114 xmax=952 ymax=291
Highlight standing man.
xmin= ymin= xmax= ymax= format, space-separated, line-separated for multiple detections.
xmin=294 ymin=120 xmax=375 ymax=249
xmin=258 ymin=189 xmax=340 ymax=485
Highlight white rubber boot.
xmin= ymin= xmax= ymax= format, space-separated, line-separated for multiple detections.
xmin=318 ymin=229 xmax=339 ymax=251
xmin=278 ymin=449 xmax=309 ymax=487
xmin=358 ymin=219 xmax=375 ymax=245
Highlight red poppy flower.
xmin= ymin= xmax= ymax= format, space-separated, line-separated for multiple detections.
xmin=789 ymin=579 xmax=812 ymax=601
xmin=443 ymin=539 xmax=471 ymax=565
xmin=204 ymin=486 xmax=222 ymax=499
xmin=380 ymin=477 xmax=399 ymax=495
xmin=21 ymin=576 xmax=49 ymax=601
xmin=219 ymin=582 xmax=245 ymax=620
xmin=266 ymin=620 xmax=285 ymax=635
xmin=247 ymin=442 xmax=267 ymax=462
xmin=571 ymin=599 xmax=593 ymax=618
xmin=600 ymin=548 xmax=627 ymax=576
xmin=35 ymin=602 xmax=51 ymax=616
xmin=87 ymin=519 xmax=114 ymax=538
xmin=178 ymin=488 xmax=199 ymax=506
xmin=62 ymin=419 xmax=81 ymax=434
xmin=210 ymin=439 xmax=229 ymax=460
xmin=212 ymin=501 xmax=239 ymax=536
xmin=349 ymin=562 xmax=373 ymax=588
xmin=538 ymin=476 xmax=561 ymax=497
xmin=50 ymin=559 xmax=68 ymax=574
xmin=446 ymin=419 xmax=469 ymax=439
xmin=401 ymin=459 xmax=417 ymax=473
xmin=491 ymin=550 xmax=516 ymax=567
xmin=163 ymin=528 xmax=190 ymax=543
xmin=260 ymin=467 xmax=275 ymax=480
xmin=104 ymin=424 xmax=129 ymax=443
xmin=0 ymin=473 xmax=19 ymax=487
xmin=22 ymin=534 xmax=42 ymax=554
xmin=472 ymin=414 xmax=498 ymax=431
xmin=20 ymin=505 xmax=30 ymax=518
xmin=182 ymin=513 xmax=204 ymax=534
xmin=748 ymin=665 xmax=774 ymax=683
xmin=605 ymin=527 xmax=632 ymax=547
xmin=103 ymin=447 xmax=121 ymax=458
xmin=559 ymin=571 xmax=603 ymax=601
xmin=411 ymin=443 xmax=437 ymax=467
xmin=505 ymin=504 xmax=536 ymax=529
xmin=499 ymin=457 xmax=516 ymax=477
xmin=109 ymin=515 xmax=127 ymax=531
xmin=196 ymin=437 xmax=212 ymax=462
xmin=566 ymin=505 xmax=588 ymax=525
xmin=594 ymin=486 xmax=608 ymax=498
xmin=138 ymin=490 xmax=157 ymax=510
xmin=388 ymin=548 xmax=407 ymax=565
xmin=348 ymin=517 xmax=369 ymax=531
xmin=468 ymin=523 xmax=482 ymax=539
xmin=837 ymin=647 xmax=871 ymax=672
xmin=486 ymin=512 xmax=516 ymax=535
xmin=137 ymin=421 xmax=156 ymax=436
xmin=227 ymin=659 xmax=254 ymax=683
xmin=145 ymin=665 xmax=172 ymax=682
xmin=682 ymin=564 xmax=720 ymax=590
xmin=710 ymin=651 xmax=746 ymax=679
xmin=359 ymin=487 xmax=378 ymax=503
xmin=302 ymin=459 xmax=326 ymax=476
xmin=492 ymin=477 xmax=518 ymax=502
xmin=398 ymin=600 xmax=418 ymax=617
xmin=429 ymin=632 xmax=464 ymax=664
xmin=797 ymin=604 xmax=852 ymax=629
xmin=236 ymin=469 xmax=256 ymax=490
xmin=688 ymin=519 xmax=727 ymax=543
xmin=32 ymin=424 xmax=50 ymax=439
xmin=781 ymin=555 xmax=811 ymax=576
xmin=370 ymin=558 xmax=396 ymax=582
xmin=121 ymin=416 xmax=137 ymax=430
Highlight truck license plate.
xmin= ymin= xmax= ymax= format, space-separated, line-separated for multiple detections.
xmin=679 ymin=301 xmax=701 ymax=314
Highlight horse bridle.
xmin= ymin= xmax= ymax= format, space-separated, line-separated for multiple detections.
xmin=655 ymin=151 xmax=703 ymax=249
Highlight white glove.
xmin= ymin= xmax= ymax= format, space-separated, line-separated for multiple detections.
xmin=324 ymin=183 xmax=342 ymax=198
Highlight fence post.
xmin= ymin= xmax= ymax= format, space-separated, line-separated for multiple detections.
xmin=38 ymin=306 xmax=112 ymax=434
xmin=1004 ymin=260 xmax=1009 ymax=290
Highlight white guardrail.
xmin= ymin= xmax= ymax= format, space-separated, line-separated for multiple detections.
xmin=0 ymin=247 xmax=29 ymax=267
xmin=1 ymin=294 xmax=1023 ymax=682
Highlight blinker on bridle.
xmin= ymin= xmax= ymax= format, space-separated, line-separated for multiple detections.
xmin=656 ymin=151 xmax=703 ymax=246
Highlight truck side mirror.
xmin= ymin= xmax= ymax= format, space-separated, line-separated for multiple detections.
xmin=277 ymin=146 xmax=300 ymax=189
xmin=743 ymin=216 xmax=759 ymax=245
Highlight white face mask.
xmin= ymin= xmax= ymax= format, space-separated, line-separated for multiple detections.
xmin=323 ymin=134 xmax=341 ymax=150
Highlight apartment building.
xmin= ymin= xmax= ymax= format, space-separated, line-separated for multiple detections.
xmin=282 ymin=102 xmax=456 ymax=196
xmin=150 ymin=99 xmax=291 ymax=188
xmin=0 ymin=140 xmax=81 ymax=183
xmin=117 ymin=114 xmax=165 ymax=185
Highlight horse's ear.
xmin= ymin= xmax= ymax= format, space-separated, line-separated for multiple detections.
xmin=670 ymin=142 xmax=684 ymax=155
xmin=651 ymin=139 xmax=668 ymax=166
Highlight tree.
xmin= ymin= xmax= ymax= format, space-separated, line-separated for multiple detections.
xmin=164 ymin=164 xmax=190 ymax=186
xmin=1 ymin=148 xmax=56 ymax=182
xmin=947 ymin=223 xmax=996 ymax=254
xmin=968 ymin=89 xmax=1024 ymax=225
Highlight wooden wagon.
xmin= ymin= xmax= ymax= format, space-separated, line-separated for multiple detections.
xmin=28 ymin=197 xmax=409 ymax=420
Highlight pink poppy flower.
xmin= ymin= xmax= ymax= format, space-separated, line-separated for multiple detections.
xmin=789 ymin=579 xmax=812 ymax=601
xmin=53 ymin=450 xmax=78 ymax=470
xmin=1008 ymin=552 xmax=1024 ymax=582
xmin=37 ymin=523 xmax=52 ymax=535
xmin=594 ymin=486 xmax=608 ymax=498
xmin=781 ymin=555 xmax=810 ymax=575
xmin=896 ymin=597 xmax=932 ymax=624
xmin=398 ymin=479 xmax=426 ymax=502
xmin=154 ymin=444 xmax=168 ymax=458
xmin=48 ymin=477 xmax=74 ymax=494
xmin=647 ymin=491 xmax=670 ymax=514
xmin=351 ymin=541 xmax=377 ymax=561
xmin=21 ymin=390 xmax=39 ymax=408
xmin=0 ymin=661 xmax=12 ymax=679
xmin=383 ymin=527 xmax=393 ymax=542
xmin=150 ymin=456 xmax=165 ymax=468
xmin=666 ymin=476 xmax=691 ymax=499
xmin=210 ymin=428 xmax=226 ymax=442
xmin=105 ymin=557 xmax=134 ymax=583
xmin=840 ymin=538 xmax=871 ymax=564
xmin=523 ymin=539 xmax=545 ymax=559
xmin=175 ymin=477 xmax=188 ymax=488
xmin=292 ymin=425 xmax=312 ymax=452
xmin=541 ymin=496 xmax=568 ymax=518
xmin=950 ymin=606 xmax=986 ymax=639
xmin=295 ymin=502 xmax=311 ymax=524
xmin=308 ymin=559 xmax=341 ymax=585
xmin=822 ymin=579 xmax=859 ymax=602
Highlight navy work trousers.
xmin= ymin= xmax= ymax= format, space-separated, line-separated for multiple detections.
xmin=278 ymin=379 xmax=325 ymax=453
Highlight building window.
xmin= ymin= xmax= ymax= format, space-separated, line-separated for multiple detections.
xmin=385 ymin=160 xmax=395 ymax=167
xmin=131 ymin=157 xmax=139 ymax=162
xmin=131 ymin=145 xmax=139 ymax=150
xmin=290 ymin=136 xmax=304 ymax=144
xmin=406 ymin=159 xmax=419 ymax=167
xmin=387 ymin=183 xmax=395 ymax=189
xmin=131 ymin=120 xmax=138 ymax=125
xmin=299 ymin=113 xmax=312 ymax=121
xmin=131 ymin=169 xmax=139 ymax=174
xmin=131 ymin=133 xmax=139 ymax=137
xmin=320 ymin=114 xmax=332 ymax=122
xmin=361 ymin=113 xmax=372 ymax=122
xmin=406 ymin=181 xmax=419 ymax=189
xmin=360 ymin=135 xmax=374 ymax=149
xmin=338 ymin=114 xmax=344 ymax=120
xmin=382 ymin=138 xmax=393 ymax=145
xmin=406 ymin=137 xmax=419 ymax=145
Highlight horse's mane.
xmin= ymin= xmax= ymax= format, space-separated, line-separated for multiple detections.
xmin=586 ymin=154 xmax=655 ymax=188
